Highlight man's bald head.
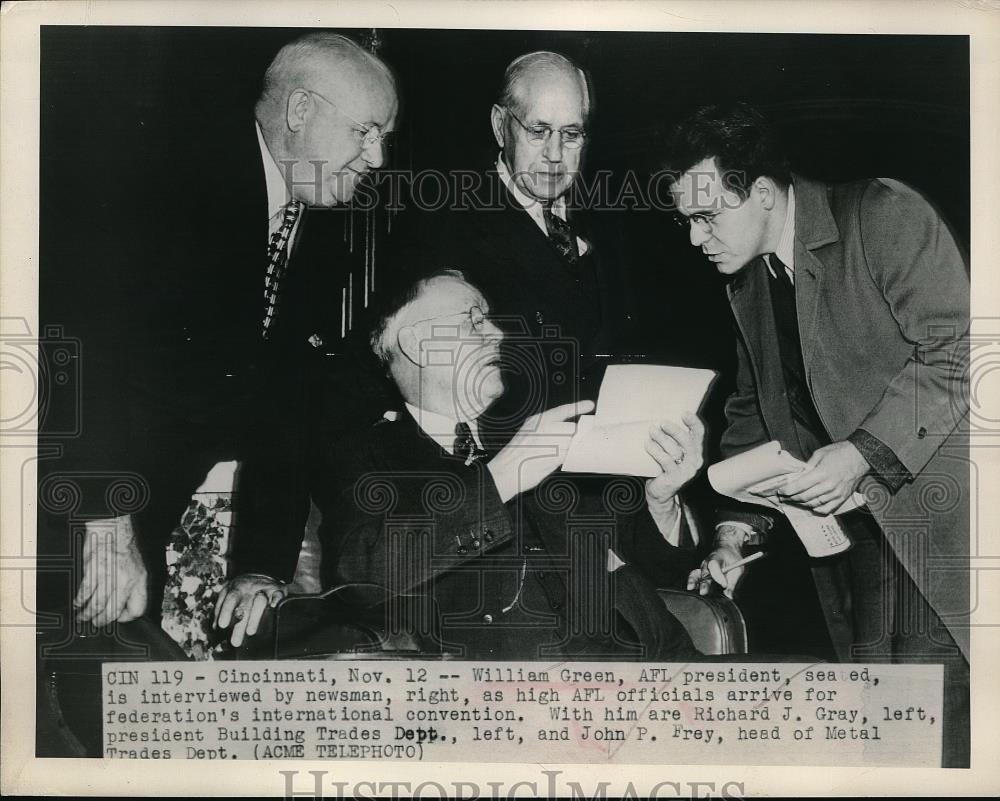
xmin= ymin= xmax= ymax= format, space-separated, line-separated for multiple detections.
xmin=255 ymin=32 xmax=398 ymax=206
xmin=257 ymin=32 xmax=395 ymax=119
xmin=498 ymin=51 xmax=591 ymax=123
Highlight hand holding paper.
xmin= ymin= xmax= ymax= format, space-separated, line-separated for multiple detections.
xmin=708 ymin=441 xmax=865 ymax=558
xmin=561 ymin=364 xmax=716 ymax=477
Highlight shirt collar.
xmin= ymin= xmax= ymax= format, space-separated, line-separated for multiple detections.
xmin=496 ymin=154 xmax=567 ymax=222
xmin=775 ymin=184 xmax=796 ymax=271
xmin=404 ymin=403 xmax=484 ymax=455
xmin=256 ymin=121 xmax=292 ymax=221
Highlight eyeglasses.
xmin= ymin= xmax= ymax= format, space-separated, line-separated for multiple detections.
xmin=409 ymin=305 xmax=492 ymax=334
xmin=671 ymin=210 xmax=723 ymax=234
xmin=505 ymin=107 xmax=586 ymax=150
xmin=305 ymin=88 xmax=393 ymax=149
xmin=672 ymin=194 xmax=748 ymax=234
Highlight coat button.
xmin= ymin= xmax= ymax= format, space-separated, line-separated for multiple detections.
xmin=917 ymin=426 xmax=927 ymax=439
xmin=550 ymin=601 xmax=562 ymax=611
xmin=535 ymin=311 xmax=545 ymax=324
xmin=482 ymin=614 xmax=493 ymax=624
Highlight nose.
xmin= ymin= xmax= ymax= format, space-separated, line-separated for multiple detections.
xmin=361 ymin=137 xmax=385 ymax=170
xmin=542 ymin=131 xmax=564 ymax=163
xmin=689 ymin=222 xmax=711 ymax=248
xmin=481 ymin=316 xmax=504 ymax=343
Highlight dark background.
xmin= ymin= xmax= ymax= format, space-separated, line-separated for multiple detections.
xmin=40 ymin=26 xmax=970 ymax=658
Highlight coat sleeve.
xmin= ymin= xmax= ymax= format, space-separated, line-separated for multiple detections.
xmin=319 ymin=433 xmax=516 ymax=594
xmin=852 ymin=179 xmax=970 ymax=477
xmin=618 ymin=504 xmax=703 ymax=589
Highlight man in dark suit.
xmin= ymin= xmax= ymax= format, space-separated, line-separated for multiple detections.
xmin=307 ymin=269 xmax=705 ymax=659
xmin=666 ymin=104 xmax=970 ymax=766
xmin=400 ymin=51 xmax=636 ymax=447
xmin=64 ymin=32 xmax=398 ymax=631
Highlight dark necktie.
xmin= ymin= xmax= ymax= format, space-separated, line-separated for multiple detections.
xmin=541 ymin=205 xmax=580 ymax=264
xmin=453 ymin=422 xmax=487 ymax=466
xmin=767 ymin=254 xmax=830 ymax=444
xmin=262 ymin=200 xmax=303 ymax=337
xmin=768 ymin=253 xmax=794 ymax=303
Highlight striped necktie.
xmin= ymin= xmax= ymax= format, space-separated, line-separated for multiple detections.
xmin=262 ymin=200 xmax=303 ymax=337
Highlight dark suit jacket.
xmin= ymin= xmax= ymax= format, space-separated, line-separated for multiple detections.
xmin=312 ymin=410 xmax=700 ymax=660
xmin=721 ymin=174 xmax=970 ymax=660
xmin=393 ymin=169 xmax=639 ymax=446
xmin=39 ymin=108 xmax=361 ymax=610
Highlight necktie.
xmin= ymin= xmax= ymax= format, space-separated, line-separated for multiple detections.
xmin=768 ymin=253 xmax=794 ymax=302
xmin=542 ymin=205 xmax=580 ymax=264
xmin=453 ymin=422 xmax=487 ymax=466
xmin=262 ymin=200 xmax=303 ymax=337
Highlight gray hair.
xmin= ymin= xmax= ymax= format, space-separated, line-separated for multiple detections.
xmin=370 ymin=269 xmax=468 ymax=368
xmin=257 ymin=31 xmax=394 ymax=111
xmin=498 ymin=50 xmax=591 ymax=120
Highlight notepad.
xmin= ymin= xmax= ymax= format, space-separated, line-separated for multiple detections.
xmin=707 ymin=441 xmax=863 ymax=558
xmin=561 ymin=364 xmax=717 ymax=477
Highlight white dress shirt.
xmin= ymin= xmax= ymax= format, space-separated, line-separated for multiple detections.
xmin=404 ymin=403 xmax=485 ymax=454
xmin=256 ymin=121 xmax=303 ymax=247
xmin=764 ymin=185 xmax=796 ymax=283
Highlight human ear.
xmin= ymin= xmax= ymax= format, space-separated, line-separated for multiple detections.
xmin=754 ymin=176 xmax=777 ymax=211
xmin=490 ymin=104 xmax=506 ymax=149
xmin=286 ymin=89 xmax=311 ymax=133
xmin=396 ymin=326 xmax=422 ymax=367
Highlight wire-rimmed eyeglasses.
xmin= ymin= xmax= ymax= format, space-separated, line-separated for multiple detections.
xmin=305 ymin=88 xmax=393 ymax=150
xmin=505 ymin=107 xmax=587 ymax=150
xmin=408 ymin=305 xmax=492 ymax=334
xmin=671 ymin=210 xmax=723 ymax=234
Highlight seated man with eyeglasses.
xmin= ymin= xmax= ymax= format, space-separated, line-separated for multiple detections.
xmin=302 ymin=269 xmax=706 ymax=660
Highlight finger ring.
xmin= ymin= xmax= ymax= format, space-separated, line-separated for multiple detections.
xmin=673 ymin=453 xmax=685 ymax=465
xmin=233 ymin=607 xmax=245 ymax=621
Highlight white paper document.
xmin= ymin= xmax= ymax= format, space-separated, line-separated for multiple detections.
xmin=562 ymin=364 xmax=717 ymax=477
xmin=707 ymin=441 xmax=864 ymax=557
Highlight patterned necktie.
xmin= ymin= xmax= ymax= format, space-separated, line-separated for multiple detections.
xmin=453 ymin=422 xmax=487 ymax=466
xmin=542 ymin=205 xmax=580 ymax=264
xmin=262 ymin=200 xmax=303 ymax=337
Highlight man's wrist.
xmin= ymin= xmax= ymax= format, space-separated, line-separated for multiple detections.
xmin=715 ymin=521 xmax=766 ymax=550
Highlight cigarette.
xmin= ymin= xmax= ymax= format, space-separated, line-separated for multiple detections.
xmin=722 ymin=550 xmax=766 ymax=574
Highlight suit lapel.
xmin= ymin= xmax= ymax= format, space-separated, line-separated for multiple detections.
xmin=790 ymin=175 xmax=840 ymax=373
xmin=727 ymin=259 xmax=801 ymax=451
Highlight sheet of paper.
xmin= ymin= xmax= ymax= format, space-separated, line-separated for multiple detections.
xmin=561 ymin=364 xmax=717 ymax=477
xmin=707 ymin=440 xmax=802 ymax=509
xmin=781 ymin=502 xmax=853 ymax=557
